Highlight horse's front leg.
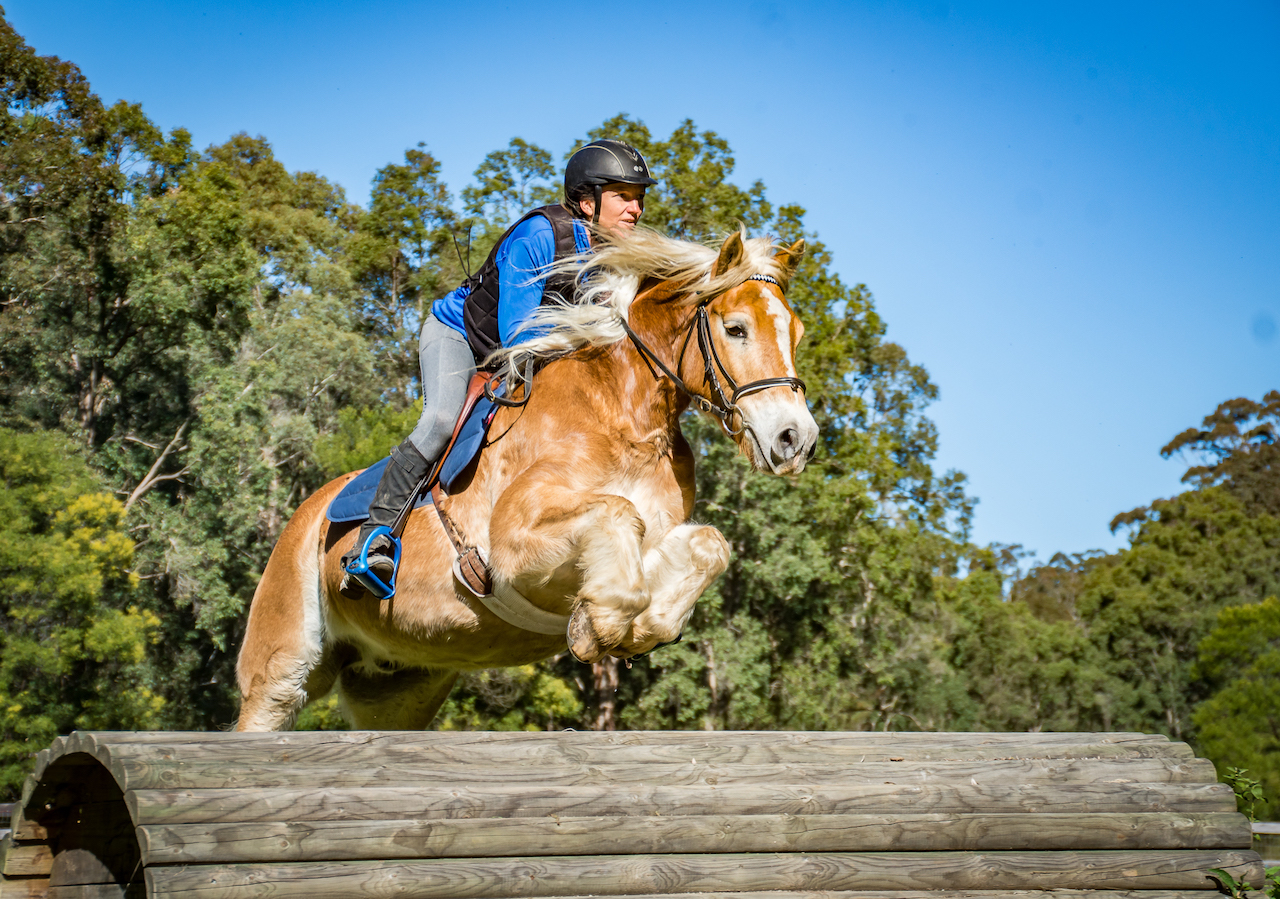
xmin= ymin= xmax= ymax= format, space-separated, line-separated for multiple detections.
xmin=620 ymin=523 xmax=730 ymax=655
xmin=489 ymin=468 xmax=650 ymax=663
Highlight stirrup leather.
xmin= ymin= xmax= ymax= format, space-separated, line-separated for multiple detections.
xmin=343 ymin=525 xmax=402 ymax=600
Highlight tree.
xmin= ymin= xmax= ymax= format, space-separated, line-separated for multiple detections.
xmin=0 ymin=428 xmax=161 ymax=799
xmin=1192 ymin=596 xmax=1280 ymax=819
xmin=352 ymin=144 xmax=457 ymax=402
xmin=461 ymin=138 xmax=559 ymax=226
xmin=1077 ymin=487 xmax=1280 ymax=737
xmin=0 ymin=12 xmax=994 ymax=743
xmin=529 ymin=118 xmax=977 ymax=732
xmin=122 ymin=137 xmax=377 ymax=729
xmin=1158 ymin=390 xmax=1280 ymax=519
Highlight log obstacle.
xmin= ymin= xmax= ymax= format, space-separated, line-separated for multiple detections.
xmin=0 ymin=730 xmax=1264 ymax=898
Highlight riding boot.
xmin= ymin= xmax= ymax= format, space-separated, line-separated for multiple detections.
xmin=340 ymin=439 xmax=433 ymax=598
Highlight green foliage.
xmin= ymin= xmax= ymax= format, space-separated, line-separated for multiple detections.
xmin=316 ymin=403 xmax=423 ymax=476
xmin=1206 ymin=866 xmax=1252 ymax=898
xmin=1076 ymin=487 xmax=1280 ymax=737
xmin=3 ymin=11 xmax=1278 ymax=775
xmin=1193 ymin=598 xmax=1280 ymax=819
xmin=462 ymin=137 xmax=559 ymax=225
xmin=1158 ymin=389 xmax=1279 ymax=519
xmin=435 ymin=667 xmax=583 ymax=732
xmin=0 ymin=429 xmax=162 ymax=798
xmin=1220 ymin=766 xmax=1267 ymax=823
xmin=353 ymin=143 xmax=458 ymax=399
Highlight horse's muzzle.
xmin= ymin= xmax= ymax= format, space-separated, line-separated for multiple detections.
xmin=740 ymin=395 xmax=820 ymax=475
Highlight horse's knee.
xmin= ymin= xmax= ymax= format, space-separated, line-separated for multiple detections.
xmin=687 ymin=526 xmax=730 ymax=573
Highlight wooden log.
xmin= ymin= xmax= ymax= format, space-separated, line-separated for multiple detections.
xmin=136 ymin=811 xmax=1252 ymax=865
xmin=0 ymin=877 xmax=49 ymax=899
xmin=45 ymin=885 xmax=145 ymax=899
xmin=1 ymin=838 xmax=53 ymax=878
xmin=61 ymin=730 xmax=1173 ymax=749
xmin=87 ymin=735 xmax=1193 ymax=768
xmin=8 ymin=807 xmax=47 ymax=842
xmin=433 ymin=895 xmax=1252 ymax=899
xmin=41 ymin=731 xmax=1181 ymax=784
xmin=125 ymin=779 xmax=1238 ymax=826
xmin=143 ymin=849 xmax=1265 ymax=899
xmin=107 ymin=756 xmax=1217 ymax=792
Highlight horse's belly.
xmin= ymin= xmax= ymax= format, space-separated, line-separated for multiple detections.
xmin=324 ymin=589 xmax=566 ymax=671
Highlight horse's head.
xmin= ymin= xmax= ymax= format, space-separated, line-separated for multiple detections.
xmin=686 ymin=232 xmax=819 ymax=475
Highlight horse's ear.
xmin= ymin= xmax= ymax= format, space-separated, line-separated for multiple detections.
xmin=713 ymin=231 xmax=745 ymax=279
xmin=774 ymin=239 xmax=806 ymax=289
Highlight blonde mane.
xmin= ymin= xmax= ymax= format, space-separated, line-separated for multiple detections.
xmin=484 ymin=226 xmax=788 ymax=384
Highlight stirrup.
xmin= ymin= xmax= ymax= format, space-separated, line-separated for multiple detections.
xmin=343 ymin=526 xmax=402 ymax=600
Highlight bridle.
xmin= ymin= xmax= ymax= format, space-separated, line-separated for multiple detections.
xmin=619 ymin=273 xmax=807 ymax=433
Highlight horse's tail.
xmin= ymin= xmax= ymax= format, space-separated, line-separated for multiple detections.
xmin=234 ymin=476 xmax=350 ymax=732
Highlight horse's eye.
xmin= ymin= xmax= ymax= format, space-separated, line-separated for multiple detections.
xmin=725 ymin=324 xmax=747 ymax=339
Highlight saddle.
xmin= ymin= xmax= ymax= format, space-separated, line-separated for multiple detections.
xmin=327 ymin=376 xmax=571 ymax=636
xmin=326 ymin=373 xmax=500 ymax=595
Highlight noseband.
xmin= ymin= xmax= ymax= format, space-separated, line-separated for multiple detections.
xmin=620 ymin=273 xmax=807 ymax=430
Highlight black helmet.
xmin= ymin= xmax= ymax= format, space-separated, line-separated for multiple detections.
xmin=564 ymin=139 xmax=657 ymax=222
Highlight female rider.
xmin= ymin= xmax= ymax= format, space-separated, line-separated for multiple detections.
xmin=341 ymin=139 xmax=657 ymax=598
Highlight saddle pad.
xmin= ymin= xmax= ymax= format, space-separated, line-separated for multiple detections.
xmin=325 ymin=394 xmax=497 ymax=524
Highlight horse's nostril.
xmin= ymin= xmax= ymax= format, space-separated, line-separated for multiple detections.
xmin=772 ymin=428 xmax=800 ymax=465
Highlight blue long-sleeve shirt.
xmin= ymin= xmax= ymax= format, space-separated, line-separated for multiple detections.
xmin=432 ymin=213 xmax=591 ymax=346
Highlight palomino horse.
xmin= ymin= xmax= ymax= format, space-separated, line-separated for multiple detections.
xmin=235 ymin=228 xmax=819 ymax=730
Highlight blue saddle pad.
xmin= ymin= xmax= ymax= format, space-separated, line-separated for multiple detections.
xmin=326 ymin=394 xmax=498 ymax=523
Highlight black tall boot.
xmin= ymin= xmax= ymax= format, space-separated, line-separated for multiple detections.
xmin=340 ymin=439 xmax=433 ymax=598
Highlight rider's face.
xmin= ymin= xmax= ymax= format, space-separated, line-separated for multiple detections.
xmin=581 ymin=184 xmax=646 ymax=232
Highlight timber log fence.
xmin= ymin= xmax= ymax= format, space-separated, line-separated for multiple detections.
xmin=0 ymin=730 xmax=1266 ymax=898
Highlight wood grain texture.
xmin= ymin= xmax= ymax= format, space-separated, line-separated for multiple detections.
xmin=136 ymin=811 xmax=1252 ymax=865
xmin=0 ymin=876 xmax=49 ymax=899
xmin=98 ymin=736 xmax=1192 ymax=768
xmin=32 ymin=731 xmax=1180 ymax=790
xmin=126 ymin=780 xmax=1238 ymax=825
xmin=16 ymin=731 xmax=1258 ymax=898
xmin=0 ymin=839 xmax=52 ymax=878
xmin=420 ymin=894 xmax=1242 ymax=899
xmin=143 ymin=849 xmax=1265 ymax=899
xmin=107 ymin=756 xmax=1217 ymax=792
xmin=46 ymin=884 xmax=145 ymax=899
xmin=8 ymin=807 xmax=47 ymax=843
xmin=0 ymin=845 xmax=52 ymax=881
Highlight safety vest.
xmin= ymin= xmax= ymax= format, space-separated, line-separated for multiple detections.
xmin=461 ymin=205 xmax=582 ymax=363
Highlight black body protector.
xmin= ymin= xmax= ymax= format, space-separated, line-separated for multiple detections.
xmin=460 ymin=204 xmax=581 ymax=365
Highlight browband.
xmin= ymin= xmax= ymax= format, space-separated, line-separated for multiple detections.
xmin=748 ymin=274 xmax=780 ymax=286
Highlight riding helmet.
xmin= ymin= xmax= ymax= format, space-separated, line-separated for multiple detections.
xmin=564 ymin=139 xmax=658 ymax=199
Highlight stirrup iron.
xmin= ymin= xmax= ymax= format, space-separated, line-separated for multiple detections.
xmin=343 ymin=525 xmax=402 ymax=600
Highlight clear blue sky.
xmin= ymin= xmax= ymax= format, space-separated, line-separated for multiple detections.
xmin=9 ymin=1 xmax=1277 ymax=561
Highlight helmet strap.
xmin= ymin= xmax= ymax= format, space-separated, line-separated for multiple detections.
xmin=592 ymin=185 xmax=603 ymax=224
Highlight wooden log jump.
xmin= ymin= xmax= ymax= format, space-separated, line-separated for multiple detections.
xmin=0 ymin=730 xmax=1264 ymax=898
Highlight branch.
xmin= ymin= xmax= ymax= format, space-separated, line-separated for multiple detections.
xmin=124 ymin=419 xmax=191 ymax=511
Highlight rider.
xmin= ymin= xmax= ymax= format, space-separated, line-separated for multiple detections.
xmin=341 ymin=139 xmax=658 ymax=597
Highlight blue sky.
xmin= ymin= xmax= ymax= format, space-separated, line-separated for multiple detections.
xmin=9 ymin=1 xmax=1277 ymax=561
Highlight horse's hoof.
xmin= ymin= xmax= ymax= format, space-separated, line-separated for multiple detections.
xmin=567 ymin=608 xmax=604 ymax=664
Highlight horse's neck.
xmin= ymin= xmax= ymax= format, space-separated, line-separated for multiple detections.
xmin=601 ymin=302 xmax=696 ymax=437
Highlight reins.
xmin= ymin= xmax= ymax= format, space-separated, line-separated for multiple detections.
xmin=620 ymin=273 xmax=807 ymax=430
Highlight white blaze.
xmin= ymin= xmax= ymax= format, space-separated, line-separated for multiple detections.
xmin=765 ymin=293 xmax=797 ymax=377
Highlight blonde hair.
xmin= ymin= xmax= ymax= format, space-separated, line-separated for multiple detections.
xmin=484 ymin=226 xmax=788 ymax=387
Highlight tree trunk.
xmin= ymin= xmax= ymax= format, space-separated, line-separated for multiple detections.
xmin=591 ymin=658 xmax=619 ymax=731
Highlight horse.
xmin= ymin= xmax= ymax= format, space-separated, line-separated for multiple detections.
xmin=235 ymin=227 xmax=820 ymax=731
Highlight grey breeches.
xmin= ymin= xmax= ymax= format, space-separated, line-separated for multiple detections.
xmin=407 ymin=314 xmax=476 ymax=460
